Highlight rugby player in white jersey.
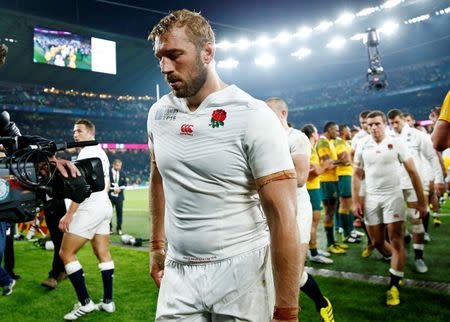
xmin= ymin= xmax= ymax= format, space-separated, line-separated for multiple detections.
xmin=59 ymin=119 xmax=115 ymax=320
xmin=147 ymin=10 xmax=301 ymax=322
xmin=266 ymin=97 xmax=334 ymax=322
xmin=387 ymin=109 xmax=444 ymax=273
xmin=350 ymin=110 xmax=376 ymax=258
xmin=352 ymin=111 xmax=426 ymax=306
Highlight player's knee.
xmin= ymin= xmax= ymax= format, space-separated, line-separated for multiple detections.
xmin=412 ymin=223 xmax=425 ymax=234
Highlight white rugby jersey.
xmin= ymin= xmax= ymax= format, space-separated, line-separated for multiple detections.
xmin=75 ymin=144 xmax=111 ymax=209
xmin=354 ymin=135 xmax=411 ymax=194
xmin=391 ymin=125 xmax=444 ymax=189
xmin=287 ymin=127 xmax=311 ymax=200
xmin=147 ymin=85 xmax=294 ymax=264
xmin=351 ymin=130 xmax=370 ymax=152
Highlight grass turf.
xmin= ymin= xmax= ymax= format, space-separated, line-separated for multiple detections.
xmin=2 ymin=189 xmax=450 ymax=321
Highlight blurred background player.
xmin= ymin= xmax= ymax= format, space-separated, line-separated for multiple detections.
xmin=335 ymin=124 xmax=361 ymax=244
xmin=266 ymin=98 xmax=334 ymax=322
xmin=353 ymin=111 xmax=426 ymax=306
xmin=316 ymin=122 xmax=347 ymax=254
xmin=302 ymin=124 xmax=334 ymax=264
xmin=387 ymin=109 xmax=444 ymax=273
xmin=109 ymin=159 xmax=127 ymax=235
xmin=58 ymin=119 xmax=115 ymax=320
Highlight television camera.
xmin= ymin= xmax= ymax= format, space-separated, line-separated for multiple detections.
xmin=364 ymin=28 xmax=388 ymax=90
xmin=0 ymin=112 xmax=105 ymax=223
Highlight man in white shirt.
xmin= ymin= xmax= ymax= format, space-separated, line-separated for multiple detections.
xmin=59 ymin=119 xmax=115 ymax=320
xmin=352 ymin=111 xmax=426 ymax=307
xmin=266 ymin=97 xmax=334 ymax=322
xmin=387 ymin=109 xmax=444 ymax=273
xmin=148 ymin=10 xmax=301 ymax=322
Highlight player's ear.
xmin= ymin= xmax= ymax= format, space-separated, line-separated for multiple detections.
xmin=202 ymin=42 xmax=214 ymax=64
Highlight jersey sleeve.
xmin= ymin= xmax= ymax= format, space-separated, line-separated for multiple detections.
xmin=147 ymin=102 xmax=157 ymax=151
xmin=353 ymin=144 xmax=363 ymax=167
xmin=396 ymin=139 xmax=412 ymax=163
xmin=316 ymin=138 xmax=331 ymax=158
xmin=291 ymin=131 xmax=312 ymax=158
xmin=244 ymin=106 xmax=294 ymax=179
xmin=439 ymin=90 xmax=450 ymax=123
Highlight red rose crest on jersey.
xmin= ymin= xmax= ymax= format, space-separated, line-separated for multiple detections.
xmin=387 ymin=144 xmax=393 ymax=149
xmin=209 ymin=109 xmax=227 ymax=128
xmin=180 ymin=124 xmax=194 ymax=136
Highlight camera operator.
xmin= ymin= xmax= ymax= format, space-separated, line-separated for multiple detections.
xmin=0 ymin=44 xmax=79 ymax=296
xmin=58 ymin=119 xmax=115 ymax=320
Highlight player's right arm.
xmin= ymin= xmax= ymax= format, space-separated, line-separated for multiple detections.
xmin=403 ymin=158 xmax=426 ymax=217
xmin=149 ymin=151 xmax=166 ymax=288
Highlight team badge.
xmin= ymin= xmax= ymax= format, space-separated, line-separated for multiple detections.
xmin=209 ymin=109 xmax=227 ymax=128
xmin=387 ymin=144 xmax=393 ymax=150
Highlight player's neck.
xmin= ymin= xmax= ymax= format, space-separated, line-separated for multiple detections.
xmin=185 ymin=71 xmax=227 ymax=112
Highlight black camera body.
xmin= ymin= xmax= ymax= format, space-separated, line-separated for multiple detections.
xmin=0 ymin=149 xmax=106 ymax=223
xmin=0 ymin=111 xmax=106 ymax=222
xmin=0 ymin=161 xmax=38 ymax=222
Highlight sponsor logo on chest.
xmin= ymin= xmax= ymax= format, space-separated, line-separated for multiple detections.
xmin=180 ymin=124 xmax=194 ymax=136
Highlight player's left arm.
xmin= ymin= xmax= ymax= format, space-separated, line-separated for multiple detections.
xmin=257 ymin=175 xmax=300 ymax=320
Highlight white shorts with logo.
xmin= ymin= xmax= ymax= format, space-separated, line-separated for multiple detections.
xmin=364 ymin=191 xmax=405 ymax=226
xmin=297 ymin=188 xmax=312 ymax=244
xmin=68 ymin=199 xmax=113 ymax=240
xmin=156 ymin=246 xmax=274 ymax=322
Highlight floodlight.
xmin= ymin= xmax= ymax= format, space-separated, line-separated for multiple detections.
xmin=326 ymin=36 xmax=346 ymax=49
xmin=379 ymin=21 xmax=399 ymax=36
xmin=314 ymin=21 xmax=333 ymax=32
xmin=296 ymin=26 xmax=313 ymax=38
xmin=350 ymin=33 xmax=365 ymax=41
xmin=382 ymin=0 xmax=403 ymax=9
xmin=254 ymin=54 xmax=275 ymax=66
xmin=356 ymin=7 xmax=378 ymax=17
xmin=237 ymin=38 xmax=251 ymax=50
xmin=256 ymin=35 xmax=271 ymax=47
xmin=275 ymin=31 xmax=291 ymax=43
xmin=216 ymin=40 xmax=232 ymax=50
xmin=335 ymin=12 xmax=355 ymax=25
xmin=291 ymin=48 xmax=312 ymax=60
xmin=217 ymin=58 xmax=239 ymax=69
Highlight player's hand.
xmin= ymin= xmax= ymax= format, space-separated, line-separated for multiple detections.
xmin=352 ymin=200 xmax=363 ymax=218
xmin=59 ymin=213 xmax=73 ymax=232
xmin=434 ymin=183 xmax=445 ymax=196
xmin=114 ymin=188 xmax=121 ymax=194
xmin=49 ymin=156 xmax=80 ymax=178
xmin=416 ymin=204 xmax=427 ymax=218
xmin=323 ymin=159 xmax=335 ymax=170
xmin=150 ymin=250 xmax=165 ymax=288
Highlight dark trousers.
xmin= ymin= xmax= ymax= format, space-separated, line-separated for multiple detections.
xmin=3 ymin=224 xmax=15 ymax=274
xmin=44 ymin=199 xmax=66 ymax=279
xmin=110 ymin=196 xmax=123 ymax=230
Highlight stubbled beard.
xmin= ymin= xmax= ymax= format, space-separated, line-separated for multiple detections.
xmin=172 ymin=56 xmax=208 ymax=98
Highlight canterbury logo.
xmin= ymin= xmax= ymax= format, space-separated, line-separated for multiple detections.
xmin=180 ymin=124 xmax=194 ymax=135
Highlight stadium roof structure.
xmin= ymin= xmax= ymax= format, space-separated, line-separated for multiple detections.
xmin=0 ymin=0 xmax=450 ymax=97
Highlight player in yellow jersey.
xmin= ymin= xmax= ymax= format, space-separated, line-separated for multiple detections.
xmin=316 ymin=122 xmax=347 ymax=254
xmin=335 ymin=125 xmax=361 ymax=244
xmin=432 ymin=90 xmax=450 ymax=151
xmin=302 ymin=124 xmax=334 ymax=264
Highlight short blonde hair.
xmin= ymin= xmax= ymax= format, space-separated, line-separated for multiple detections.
xmin=148 ymin=9 xmax=215 ymax=50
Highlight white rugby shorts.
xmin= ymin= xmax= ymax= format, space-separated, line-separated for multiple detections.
xmin=156 ymin=246 xmax=274 ymax=321
xmin=364 ymin=191 xmax=405 ymax=225
xmin=68 ymin=199 xmax=113 ymax=239
xmin=297 ymin=188 xmax=312 ymax=244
